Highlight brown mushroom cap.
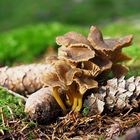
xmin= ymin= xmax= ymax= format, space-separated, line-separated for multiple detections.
xmin=111 ymin=52 xmax=131 ymax=63
xmin=56 ymin=32 xmax=91 ymax=47
xmin=111 ymin=64 xmax=128 ymax=78
xmin=78 ymin=61 xmax=100 ymax=77
xmin=87 ymin=26 xmax=133 ymax=58
xmin=74 ymin=75 xmax=98 ymax=95
xmin=105 ymin=35 xmax=133 ymax=51
xmin=91 ymin=54 xmax=112 ymax=73
xmin=58 ymin=45 xmax=95 ymax=62
xmin=42 ymin=60 xmax=69 ymax=89
xmin=105 ymin=36 xmax=133 ymax=63
xmin=43 ymin=58 xmax=99 ymax=96
xmin=87 ymin=25 xmax=132 ymax=78
xmin=42 ymin=59 xmax=82 ymax=90
xmin=54 ymin=26 xmax=132 ymax=91
xmin=56 ymin=32 xmax=95 ymax=62
xmin=88 ymin=26 xmax=107 ymax=50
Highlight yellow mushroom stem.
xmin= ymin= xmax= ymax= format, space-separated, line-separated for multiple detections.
xmin=66 ymin=94 xmax=72 ymax=106
xmin=52 ymin=87 xmax=66 ymax=112
xmin=72 ymin=95 xmax=77 ymax=110
xmin=72 ymin=90 xmax=83 ymax=112
xmin=76 ymin=93 xmax=83 ymax=112
xmin=66 ymin=88 xmax=74 ymax=106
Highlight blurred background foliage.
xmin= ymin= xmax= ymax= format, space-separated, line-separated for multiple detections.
xmin=0 ymin=0 xmax=140 ymax=30
xmin=0 ymin=0 xmax=140 ymax=66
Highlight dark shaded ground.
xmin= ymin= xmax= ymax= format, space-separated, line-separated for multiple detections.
xmin=0 ymin=106 xmax=140 ymax=139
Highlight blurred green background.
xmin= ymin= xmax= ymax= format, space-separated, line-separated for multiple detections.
xmin=0 ymin=0 xmax=140 ymax=66
xmin=0 ymin=0 xmax=140 ymax=30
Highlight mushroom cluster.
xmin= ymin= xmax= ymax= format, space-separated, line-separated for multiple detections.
xmin=43 ymin=26 xmax=133 ymax=112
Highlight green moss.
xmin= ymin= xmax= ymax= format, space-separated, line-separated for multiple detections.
xmin=0 ymin=87 xmax=25 ymax=121
xmin=0 ymin=22 xmax=87 ymax=65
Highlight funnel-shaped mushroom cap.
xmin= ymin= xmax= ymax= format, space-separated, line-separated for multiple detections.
xmin=43 ymin=57 xmax=99 ymax=95
xmin=42 ymin=59 xmax=81 ymax=90
xmin=78 ymin=61 xmax=100 ymax=77
xmin=105 ymin=35 xmax=133 ymax=50
xmin=56 ymin=32 xmax=95 ymax=62
xmin=105 ymin=36 xmax=133 ymax=62
xmin=87 ymin=26 xmax=107 ymax=50
xmin=54 ymin=60 xmax=82 ymax=85
xmin=111 ymin=52 xmax=131 ymax=63
xmin=112 ymin=64 xmax=128 ymax=78
xmin=43 ymin=70 xmax=66 ymax=89
xmin=74 ymin=75 xmax=98 ymax=95
xmin=42 ymin=59 xmax=69 ymax=89
xmin=56 ymin=32 xmax=91 ymax=47
xmin=92 ymin=55 xmax=112 ymax=73
xmin=88 ymin=26 xmax=133 ymax=57
xmin=58 ymin=45 xmax=95 ymax=62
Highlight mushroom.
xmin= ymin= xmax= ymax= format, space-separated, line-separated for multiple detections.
xmin=72 ymin=74 xmax=98 ymax=111
xmin=57 ymin=26 xmax=132 ymax=78
xmin=77 ymin=61 xmax=100 ymax=77
xmin=91 ymin=54 xmax=112 ymax=73
xmin=87 ymin=26 xmax=133 ymax=77
xmin=44 ymin=25 xmax=133 ymax=112
xmin=87 ymin=26 xmax=133 ymax=58
xmin=111 ymin=64 xmax=129 ymax=78
xmin=58 ymin=44 xmax=95 ymax=63
xmin=42 ymin=59 xmax=73 ymax=112
xmin=56 ymin=32 xmax=95 ymax=62
xmin=56 ymin=32 xmax=91 ymax=47
xmin=42 ymin=58 xmax=99 ymax=112
xmin=42 ymin=59 xmax=77 ymax=112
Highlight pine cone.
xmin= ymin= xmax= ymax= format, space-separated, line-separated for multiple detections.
xmin=0 ymin=64 xmax=52 ymax=96
xmin=84 ymin=76 xmax=140 ymax=115
xmin=25 ymin=87 xmax=63 ymax=124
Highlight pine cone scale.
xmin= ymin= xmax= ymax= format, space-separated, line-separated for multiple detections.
xmin=85 ymin=76 xmax=140 ymax=115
